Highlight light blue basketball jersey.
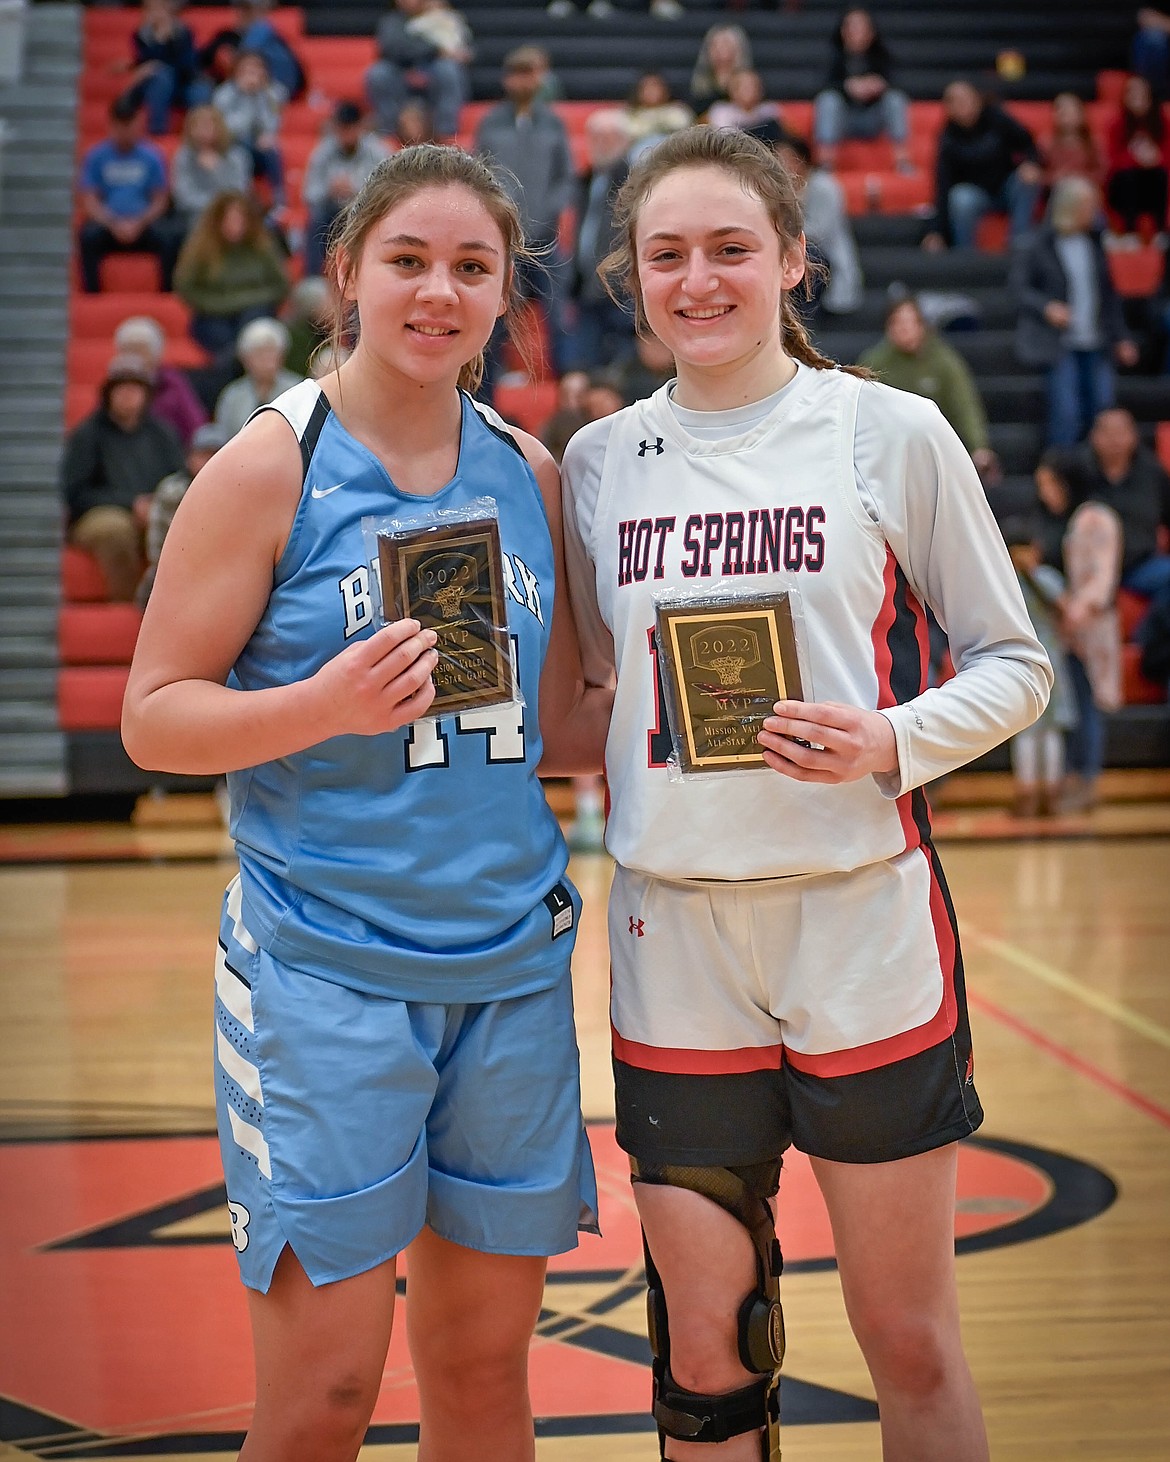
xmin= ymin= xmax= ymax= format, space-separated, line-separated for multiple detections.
xmin=227 ymin=381 xmax=577 ymax=1002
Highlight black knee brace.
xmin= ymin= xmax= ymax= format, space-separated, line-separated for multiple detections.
xmin=632 ymin=1158 xmax=785 ymax=1462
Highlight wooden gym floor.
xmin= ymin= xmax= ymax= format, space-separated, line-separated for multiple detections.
xmin=0 ymin=786 xmax=1168 ymax=1460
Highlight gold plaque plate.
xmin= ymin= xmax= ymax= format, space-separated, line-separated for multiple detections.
xmin=655 ymin=592 xmax=804 ymax=773
xmin=378 ymin=517 xmax=515 ymax=714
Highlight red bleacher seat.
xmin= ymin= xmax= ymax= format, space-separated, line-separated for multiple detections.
xmin=834 ymin=138 xmax=895 ymax=173
xmin=71 ymin=293 xmax=191 ymax=339
xmin=58 ymin=666 xmax=132 ymax=731
xmin=1118 ymin=588 xmax=1152 ymax=643
xmin=61 ymin=546 xmax=110 ymax=603
xmin=1107 ymin=246 xmax=1163 ymax=299
xmin=871 ymin=170 xmax=931 ymax=213
xmin=67 ymin=335 xmax=207 ymax=387
xmin=838 ymin=172 xmax=870 ymax=215
xmin=1097 ymin=70 xmax=1127 ymax=105
xmin=1156 ymin=422 xmax=1170 ymax=474
xmin=975 ymin=213 xmax=1009 ymax=253
xmin=97 ymin=252 xmax=165 ymax=293
xmin=493 ymin=380 xmax=558 ymax=439
xmin=1122 ymin=642 xmax=1167 ymax=705
xmin=59 ymin=604 xmax=143 ymax=666
xmin=65 ymin=384 xmax=98 ymax=430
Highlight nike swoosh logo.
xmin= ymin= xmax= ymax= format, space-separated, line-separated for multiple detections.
xmin=310 ymin=482 xmax=347 ymax=499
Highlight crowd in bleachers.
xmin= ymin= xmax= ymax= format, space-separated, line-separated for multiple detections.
xmin=58 ymin=0 xmax=1170 ymax=814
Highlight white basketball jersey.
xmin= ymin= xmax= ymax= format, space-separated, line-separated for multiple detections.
xmin=561 ymin=365 xmax=1050 ymax=882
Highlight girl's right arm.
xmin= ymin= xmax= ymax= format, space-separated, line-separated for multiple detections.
xmin=121 ymin=411 xmax=438 ymax=775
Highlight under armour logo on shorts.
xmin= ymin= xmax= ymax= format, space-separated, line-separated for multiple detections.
xmin=629 ymin=916 xmax=645 ymax=937
xmin=637 ymin=438 xmax=664 ymax=457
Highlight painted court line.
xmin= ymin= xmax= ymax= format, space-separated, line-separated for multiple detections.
xmin=967 ymin=928 xmax=1170 ymax=1052
xmin=968 ymin=989 xmax=1170 ymax=1131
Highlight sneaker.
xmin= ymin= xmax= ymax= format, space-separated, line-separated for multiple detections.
xmin=547 ymin=0 xmax=575 ymax=16
xmin=650 ymin=0 xmax=684 ymax=16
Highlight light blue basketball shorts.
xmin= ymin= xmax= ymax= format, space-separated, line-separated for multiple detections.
xmin=213 ymin=881 xmax=600 ymax=1293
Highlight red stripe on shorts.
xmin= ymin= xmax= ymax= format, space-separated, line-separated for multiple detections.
xmin=783 ymin=844 xmax=960 ymax=1078
xmin=870 ymin=547 xmax=920 ymax=853
xmin=612 ymin=1024 xmax=783 ymax=1075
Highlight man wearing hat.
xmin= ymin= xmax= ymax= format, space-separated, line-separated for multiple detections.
xmin=137 ymin=423 xmax=230 ymax=607
xmin=60 ymin=355 xmax=186 ymax=602
xmin=302 ymin=100 xmax=390 ymax=275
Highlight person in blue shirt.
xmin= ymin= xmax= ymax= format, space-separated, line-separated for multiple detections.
xmin=77 ymin=96 xmax=176 ymax=293
xmin=121 ymin=144 xmax=612 ymax=1462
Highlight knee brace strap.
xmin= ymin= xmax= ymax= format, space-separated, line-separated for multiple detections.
xmin=654 ymin=1371 xmax=775 ymax=1447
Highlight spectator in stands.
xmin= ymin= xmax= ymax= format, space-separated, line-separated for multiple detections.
xmin=1003 ymin=523 xmax=1076 ymax=817
xmin=117 ymin=0 xmax=205 ymax=137
xmin=170 ymin=104 xmax=253 ymax=239
xmin=611 ymin=328 xmax=674 ymax=403
xmin=302 ymin=102 xmax=390 ymax=276
xmin=77 ymin=96 xmax=176 ymax=295
xmin=137 ymin=422 xmax=230 ymax=607
xmin=1044 ymin=92 xmax=1104 ymax=190
xmin=1105 ymin=73 xmax=1170 ymax=240
xmin=212 ymin=49 xmax=287 ymax=208
xmin=391 ymin=99 xmax=435 ymax=148
xmin=366 ymin=0 xmax=472 ymax=143
xmin=689 ymin=24 xmax=752 ymax=117
xmin=547 ymin=0 xmax=683 ymax=17
xmin=1131 ymin=7 xmax=1170 ymax=98
xmin=777 ymin=135 xmax=864 ymax=316
xmin=707 ymin=69 xmax=785 ymax=134
xmin=569 ymin=109 xmax=636 ymax=371
xmin=213 ymin=317 xmax=303 ymax=438
xmin=922 ymin=80 xmax=1043 ymax=250
xmin=475 ymin=46 xmax=576 ymax=381
xmin=112 ymin=314 xmax=209 ymax=447
xmin=175 ymin=191 xmax=290 ymax=354
xmin=624 ymin=71 xmax=694 ymax=158
xmin=61 ymin=354 xmax=185 ymax=603
xmin=197 ymin=1 xmax=306 ymax=101
xmin=281 ymin=275 xmax=335 ymax=377
xmin=1011 ymin=177 xmax=1137 ymax=447
xmin=1071 ymin=407 xmax=1170 ymax=599
xmin=540 ymin=370 xmax=591 ymax=464
xmin=1027 ymin=451 xmax=1124 ymax=813
xmin=521 ymin=44 xmax=564 ymax=105
xmin=813 ymin=7 xmax=912 ymax=173
xmin=861 ymin=295 xmax=1001 ymax=480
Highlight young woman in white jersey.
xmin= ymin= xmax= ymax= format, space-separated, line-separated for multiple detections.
xmin=122 ymin=147 xmax=610 ymax=1462
xmin=560 ymin=127 xmax=1052 ymax=1462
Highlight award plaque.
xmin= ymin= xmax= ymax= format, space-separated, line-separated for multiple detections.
xmin=655 ymin=592 xmax=805 ymax=773
xmin=377 ymin=516 xmax=515 ymax=714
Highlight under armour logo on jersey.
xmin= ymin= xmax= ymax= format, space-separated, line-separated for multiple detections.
xmin=629 ymin=916 xmax=645 ymax=937
xmin=638 ymin=438 xmax=664 ymax=457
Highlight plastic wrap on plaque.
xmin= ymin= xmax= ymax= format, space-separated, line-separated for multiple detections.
xmin=654 ymin=583 xmax=810 ymax=778
xmin=361 ymin=498 xmax=521 ymax=716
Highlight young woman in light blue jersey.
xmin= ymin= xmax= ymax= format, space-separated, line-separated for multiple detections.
xmin=122 ymin=145 xmax=610 ymax=1462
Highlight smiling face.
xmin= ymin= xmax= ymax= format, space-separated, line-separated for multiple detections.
xmin=342 ymin=183 xmax=509 ymax=386
xmin=633 ymin=165 xmax=803 ymax=381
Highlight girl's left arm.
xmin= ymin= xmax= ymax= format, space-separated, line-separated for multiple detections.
xmin=514 ymin=430 xmax=615 ymax=775
xmin=761 ymin=390 xmax=1052 ymax=790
